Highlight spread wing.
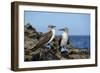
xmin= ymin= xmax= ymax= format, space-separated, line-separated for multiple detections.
xmin=31 ymin=31 xmax=52 ymax=51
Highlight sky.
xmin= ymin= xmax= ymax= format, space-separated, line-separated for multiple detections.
xmin=24 ymin=11 xmax=90 ymax=36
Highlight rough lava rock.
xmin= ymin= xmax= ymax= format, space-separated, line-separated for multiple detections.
xmin=24 ymin=23 xmax=90 ymax=61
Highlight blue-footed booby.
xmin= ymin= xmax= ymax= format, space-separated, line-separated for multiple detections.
xmin=59 ymin=27 xmax=69 ymax=52
xmin=31 ymin=25 xmax=56 ymax=51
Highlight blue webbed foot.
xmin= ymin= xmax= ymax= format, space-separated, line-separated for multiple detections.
xmin=61 ymin=47 xmax=66 ymax=52
xmin=46 ymin=43 xmax=51 ymax=49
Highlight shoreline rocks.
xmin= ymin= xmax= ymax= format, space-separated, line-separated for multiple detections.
xmin=24 ymin=23 xmax=90 ymax=61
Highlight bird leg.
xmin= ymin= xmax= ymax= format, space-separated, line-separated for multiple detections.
xmin=60 ymin=46 xmax=66 ymax=52
xmin=45 ymin=43 xmax=51 ymax=49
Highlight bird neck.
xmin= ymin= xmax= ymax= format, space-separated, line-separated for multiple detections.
xmin=63 ymin=31 xmax=68 ymax=34
xmin=51 ymin=28 xmax=55 ymax=33
xmin=48 ymin=28 xmax=52 ymax=32
xmin=62 ymin=31 xmax=68 ymax=38
xmin=47 ymin=28 xmax=55 ymax=44
xmin=48 ymin=28 xmax=54 ymax=32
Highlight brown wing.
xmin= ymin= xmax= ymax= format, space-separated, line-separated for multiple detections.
xmin=58 ymin=36 xmax=62 ymax=46
xmin=31 ymin=31 xmax=52 ymax=51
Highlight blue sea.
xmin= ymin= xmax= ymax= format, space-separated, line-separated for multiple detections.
xmin=69 ymin=36 xmax=90 ymax=49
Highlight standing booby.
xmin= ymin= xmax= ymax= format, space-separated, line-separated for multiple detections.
xmin=59 ymin=27 xmax=69 ymax=53
xmin=31 ymin=25 xmax=56 ymax=51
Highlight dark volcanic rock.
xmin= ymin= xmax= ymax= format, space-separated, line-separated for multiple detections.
xmin=24 ymin=23 xmax=60 ymax=61
xmin=24 ymin=23 xmax=41 ymax=39
xmin=24 ymin=23 xmax=90 ymax=61
xmin=67 ymin=48 xmax=90 ymax=59
xmin=24 ymin=23 xmax=41 ymax=61
xmin=24 ymin=23 xmax=39 ymax=49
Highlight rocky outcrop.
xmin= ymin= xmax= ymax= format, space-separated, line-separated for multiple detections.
xmin=67 ymin=48 xmax=90 ymax=59
xmin=24 ymin=23 xmax=90 ymax=61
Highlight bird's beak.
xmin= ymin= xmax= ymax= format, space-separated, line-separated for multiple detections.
xmin=59 ymin=28 xmax=65 ymax=31
xmin=51 ymin=25 xmax=56 ymax=28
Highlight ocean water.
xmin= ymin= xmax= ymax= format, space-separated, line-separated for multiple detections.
xmin=69 ymin=36 xmax=90 ymax=49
